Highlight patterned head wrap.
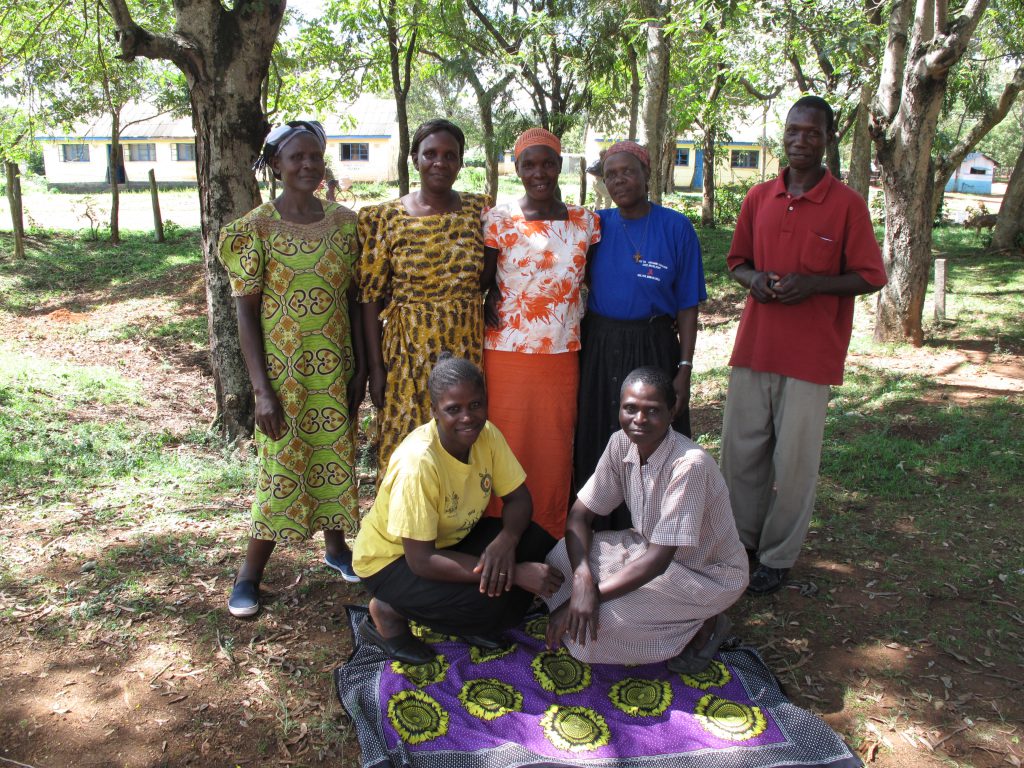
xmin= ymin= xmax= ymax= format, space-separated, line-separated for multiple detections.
xmin=604 ymin=140 xmax=650 ymax=170
xmin=253 ymin=120 xmax=327 ymax=177
xmin=514 ymin=127 xmax=561 ymax=159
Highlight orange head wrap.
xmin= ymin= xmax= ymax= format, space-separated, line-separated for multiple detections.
xmin=605 ymin=140 xmax=650 ymax=169
xmin=514 ymin=127 xmax=561 ymax=159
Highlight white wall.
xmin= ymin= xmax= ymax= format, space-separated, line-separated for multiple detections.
xmin=43 ymin=140 xmax=199 ymax=185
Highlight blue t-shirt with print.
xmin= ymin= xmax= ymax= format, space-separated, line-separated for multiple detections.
xmin=588 ymin=204 xmax=706 ymax=320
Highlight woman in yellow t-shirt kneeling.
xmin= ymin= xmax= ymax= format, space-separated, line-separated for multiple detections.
xmin=352 ymin=354 xmax=564 ymax=665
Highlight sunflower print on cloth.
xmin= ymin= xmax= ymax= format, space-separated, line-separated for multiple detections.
xmin=540 ymin=704 xmax=611 ymax=753
xmin=357 ymin=193 xmax=492 ymax=471
xmin=694 ymin=693 xmax=769 ymax=741
xmin=387 ymin=689 xmax=449 ymax=744
xmin=218 ymin=202 xmax=359 ymax=541
xmin=483 ymin=201 xmax=600 ymax=354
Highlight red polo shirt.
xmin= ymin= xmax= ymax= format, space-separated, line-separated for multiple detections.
xmin=727 ymin=169 xmax=887 ymax=385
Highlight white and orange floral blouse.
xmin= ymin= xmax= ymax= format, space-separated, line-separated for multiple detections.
xmin=483 ymin=202 xmax=601 ymax=354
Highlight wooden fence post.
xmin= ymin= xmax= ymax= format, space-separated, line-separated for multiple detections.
xmin=148 ymin=169 xmax=165 ymax=243
xmin=5 ymin=161 xmax=26 ymax=259
xmin=934 ymin=258 xmax=947 ymax=321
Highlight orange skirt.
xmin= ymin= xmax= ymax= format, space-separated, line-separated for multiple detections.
xmin=483 ymin=349 xmax=578 ymax=538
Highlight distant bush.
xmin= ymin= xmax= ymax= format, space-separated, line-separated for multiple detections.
xmin=714 ymin=178 xmax=758 ymax=224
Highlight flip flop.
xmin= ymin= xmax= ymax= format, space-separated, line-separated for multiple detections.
xmin=357 ymin=616 xmax=436 ymax=666
xmin=667 ymin=614 xmax=732 ymax=675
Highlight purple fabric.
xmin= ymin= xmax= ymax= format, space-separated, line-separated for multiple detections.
xmin=337 ymin=607 xmax=862 ymax=768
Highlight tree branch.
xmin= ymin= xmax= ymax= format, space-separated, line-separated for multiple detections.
xmin=788 ymin=53 xmax=811 ymax=92
xmin=102 ymin=0 xmax=200 ymax=79
xmin=739 ymin=77 xmax=783 ymax=101
xmin=933 ymin=62 xmax=1024 ymax=191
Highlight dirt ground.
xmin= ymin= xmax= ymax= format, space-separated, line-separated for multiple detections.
xmin=1 ymin=247 xmax=1022 ymax=767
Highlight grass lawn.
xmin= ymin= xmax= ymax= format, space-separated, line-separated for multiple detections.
xmin=0 ymin=223 xmax=1021 ymax=767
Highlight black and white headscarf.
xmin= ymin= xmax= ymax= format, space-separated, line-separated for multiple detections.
xmin=253 ymin=120 xmax=327 ymax=177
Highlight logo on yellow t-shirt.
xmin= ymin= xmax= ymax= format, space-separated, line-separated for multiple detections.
xmin=479 ymin=472 xmax=492 ymax=495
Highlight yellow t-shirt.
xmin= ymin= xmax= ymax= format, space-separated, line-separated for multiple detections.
xmin=353 ymin=420 xmax=527 ymax=578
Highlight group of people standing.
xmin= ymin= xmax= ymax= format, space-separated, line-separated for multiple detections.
xmin=217 ymin=94 xmax=886 ymax=673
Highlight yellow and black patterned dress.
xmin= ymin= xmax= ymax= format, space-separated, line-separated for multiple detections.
xmin=218 ymin=201 xmax=360 ymax=541
xmin=358 ymin=193 xmax=491 ymax=471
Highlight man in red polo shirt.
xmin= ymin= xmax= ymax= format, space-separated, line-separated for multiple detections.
xmin=721 ymin=96 xmax=887 ymax=595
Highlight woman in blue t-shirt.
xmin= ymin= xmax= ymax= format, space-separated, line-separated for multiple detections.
xmin=575 ymin=141 xmax=707 ymax=530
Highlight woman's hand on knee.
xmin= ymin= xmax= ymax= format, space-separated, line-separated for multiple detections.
xmin=565 ymin=579 xmax=599 ymax=646
xmin=545 ymin=602 xmax=569 ymax=649
xmin=513 ymin=562 xmax=564 ymax=598
xmin=475 ymin=532 xmax=518 ymax=596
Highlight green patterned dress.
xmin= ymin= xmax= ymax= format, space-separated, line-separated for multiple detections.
xmin=218 ymin=201 xmax=360 ymax=541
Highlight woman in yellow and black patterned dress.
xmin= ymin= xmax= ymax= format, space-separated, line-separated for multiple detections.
xmin=219 ymin=121 xmax=366 ymax=618
xmin=359 ymin=119 xmax=493 ymax=472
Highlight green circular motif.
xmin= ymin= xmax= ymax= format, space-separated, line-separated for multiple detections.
xmin=608 ymin=678 xmax=673 ymax=717
xmin=524 ymin=616 xmax=549 ymax=640
xmin=694 ymin=694 xmax=768 ymax=742
xmin=678 ymin=659 xmax=732 ymax=690
xmin=387 ymin=689 xmax=449 ymax=745
xmin=540 ymin=705 xmax=611 ymax=753
xmin=459 ymin=678 xmax=524 ymax=721
xmin=470 ymin=643 xmax=516 ymax=664
xmin=390 ymin=654 xmax=449 ymax=687
xmin=532 ymin=650 xmax=592 ymax=694
xmin=409 ymin=621 xmax=450 ymax=644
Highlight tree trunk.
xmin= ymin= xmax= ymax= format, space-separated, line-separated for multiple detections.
xmin=825 ymin=134 xmax=842 ymax=179
xmin=107 ymin=0 xmax=285 ymax=440
xmin=701 ymin=130 xmax=716 ymax=227
xmin=5 ymin=161 xmax=26 ymax=259
xmin=847 ymin=93 xmax=874 ymax=201
xmin=627 ymin=43 xmax=640 ymax=141
xmin=109 ymin=110 xmax=121 ymax=245
xmin=466 ymin=70 xmax=513 ymax=202
xmin=480 ymin=98 xmax=499 ymax=201
xmin=992 ymin=142 xmax=1024 ymax=250
xmin=873 ymin=73 xmax=947 ymax=345
xmin=871 ymin=0 xmax=988 ymax=345
xmin=661 ymin=133 xmax=674 ymax=196
xmin=386 ymin=0 xmax=415 ymax=196
xmin=640 ymin=4 xmax=670 ymax=204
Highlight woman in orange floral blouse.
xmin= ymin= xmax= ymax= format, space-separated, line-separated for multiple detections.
xmin=482 ymin=128 xmax=601 ymax=536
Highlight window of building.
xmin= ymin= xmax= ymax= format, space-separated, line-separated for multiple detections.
xmin=968 ymin=166 xmax=988 ymax=175
xmin=60 ymin=144 xmax=90 ymax=162
xmin=126 ymin=143 xmax=157 ymax=162
xmin=339 ymin=143 xmax=369 ymax=162
xmin=171 ymin=142 xmax=196 ymax=161
xmin=675 ymin=148 xmax=690 ymax=166
xmin=731 ymin=150 xmax=759 ymax=169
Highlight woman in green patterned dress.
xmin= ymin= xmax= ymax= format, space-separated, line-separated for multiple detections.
xmin=219 ymin=121 xmax=366 ymax=618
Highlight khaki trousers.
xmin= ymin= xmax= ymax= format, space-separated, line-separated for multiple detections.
xmin=720 ymin=367 xmax=830 ymax=569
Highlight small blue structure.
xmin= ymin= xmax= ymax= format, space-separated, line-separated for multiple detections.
xmin=945 ymin=151 xmax=997 ymax=194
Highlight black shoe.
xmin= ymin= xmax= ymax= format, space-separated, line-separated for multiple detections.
xmin=747 ymin=565 xmax=789 ymax=596
xmin=357 ymin=616 xmax=436 ymax=665
xmin=460 ymin=633 xmax=509 ymax=651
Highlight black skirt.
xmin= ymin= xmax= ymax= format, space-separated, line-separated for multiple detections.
xmin=574 ymin=311 xmax=692 ymax=529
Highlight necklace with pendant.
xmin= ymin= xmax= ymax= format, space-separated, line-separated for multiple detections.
xmin=620 ymin=210 xmax=651 ymax=263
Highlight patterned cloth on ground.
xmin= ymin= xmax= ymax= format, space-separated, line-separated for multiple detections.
xmin=335 ymin=606 xmax=862 ymax=768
